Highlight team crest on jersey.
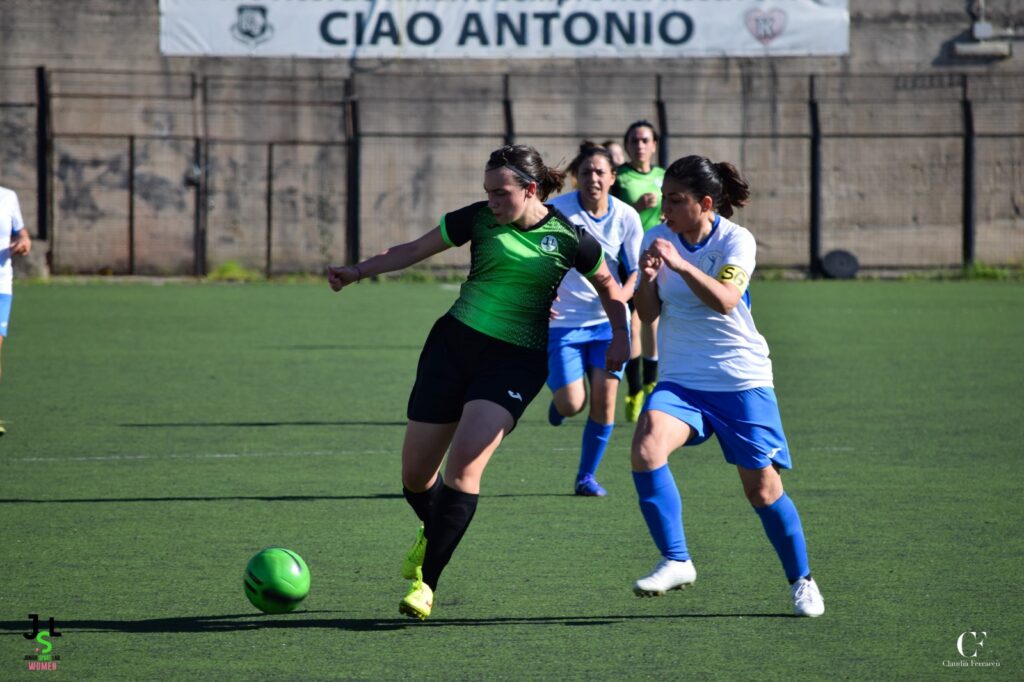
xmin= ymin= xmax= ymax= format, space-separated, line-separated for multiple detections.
xmin=540 ymin=235 xmax=558 ymax=253
xmin=698 ymin=250 xmax=724 ymax=275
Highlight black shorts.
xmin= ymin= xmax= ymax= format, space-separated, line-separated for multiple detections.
xmin=407 ymin=314 xmax=548 ymax=427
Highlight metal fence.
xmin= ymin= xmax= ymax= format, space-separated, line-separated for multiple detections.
xmin=2 ymin=67 xmax=1022 ymax=276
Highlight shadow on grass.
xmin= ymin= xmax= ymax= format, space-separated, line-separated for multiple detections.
xmin=117 ymin=419 xmax=631 ymax=429
xmin=274 ymin=344 xmax=423 ymax=351
xmin=0 ymin=610 xmax=791 ymax=635
xmin=0 ymin=491 xmax=577 ymax=504
xmin=0 ymin=613 xmax=404 ymax=634
xmin=119 ymin=420 xmax=407 ymax=428
xmin=118 ymin=414 xmax=635 ymax=431
xmin=0 ymin=494 xmax=404 ymax=504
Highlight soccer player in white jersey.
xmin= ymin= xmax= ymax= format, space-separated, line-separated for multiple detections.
xmin=547 ymin=142 xmax=644 ymax=496
xmin=0 ymin=186 xmax=32 ymax=431
xmin=629 ymin=156 xmax=825 ymax=617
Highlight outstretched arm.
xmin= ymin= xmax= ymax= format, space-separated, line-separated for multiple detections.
xmin=585 ymin=260 xmax=631 ymax=371
xmin=327 ymin=227 xmax=449 ymax=292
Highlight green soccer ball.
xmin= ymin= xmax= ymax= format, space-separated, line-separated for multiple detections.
xmin=243 ymin=547 xmax=310 ymax=614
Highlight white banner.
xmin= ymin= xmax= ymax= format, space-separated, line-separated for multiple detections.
xmin=160 ymin=0 xmax=849 ymax=59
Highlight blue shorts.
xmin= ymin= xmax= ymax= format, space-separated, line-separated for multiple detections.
xmin=0 ymin=294 xmax=11 ymax=337
xmin=546 ymin=323 xmax=624 ymax=391
xmin=645 ymin=382 xmax=792 ymax=470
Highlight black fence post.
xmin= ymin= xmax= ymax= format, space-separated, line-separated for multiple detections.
xmin=193 ymin=75 xmax=209 ymax=278
xmin=656 ymin=74 xmax=669 ymax=168
xmin=345 ymin=78 xmax=361 ymax=266
xmin=34 ymin=65 xmax=49 ymax=242
xmin=961 ymin=75 xmax=976 ymax=270
xmin=193 ymin=136 xmax=208 ymax=278
xmin=503 ymin=74 xmax=515 ymax=146
xmin=808 ymin=75 xmax=823 ymax=278
xmin=266 ymin=142 xmax=274 ymax=277
xmin=128 ymin=135 xmax=135 ymax=275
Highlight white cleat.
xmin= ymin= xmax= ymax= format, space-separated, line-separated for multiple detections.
xmin=633 ymin=559 xmax=696 ymax=596
xmin=791 ymin=577 xmax=825 ymax=617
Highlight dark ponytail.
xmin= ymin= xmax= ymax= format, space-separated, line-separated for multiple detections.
xmin=664 ymin=155 xmax=750 ymax=218
xmin=485 ymin=144 xmax=566 ymax=201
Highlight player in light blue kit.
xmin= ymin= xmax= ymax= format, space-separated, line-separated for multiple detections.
xmin=547 ymin=142 xmax=644 ymax=496
xmin=630 ymin=156 xmax=825 ymax=617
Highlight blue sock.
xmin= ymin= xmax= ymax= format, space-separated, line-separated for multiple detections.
xmin=578 ymin=418 xmax=613 ymax=479
xmin=632 ymin=465 xmax=690 ymax=561
xmin=548 ymin=401 xmax=565 ymax=427
xmin=754 ymin=493 xmax=810 ymax=582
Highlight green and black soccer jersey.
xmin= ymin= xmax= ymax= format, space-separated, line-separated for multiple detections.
xmin=613 ymin=164 xmax=666 ymax=230
xmin=440 ymin=201 xmax=604 ymax=351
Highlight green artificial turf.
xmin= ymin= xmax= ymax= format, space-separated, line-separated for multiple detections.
xmin=0 ymin=280 xmax=1021 ymax=680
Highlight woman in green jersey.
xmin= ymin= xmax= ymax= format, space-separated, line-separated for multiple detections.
xmin=613 ymin=120 xmax=666 ymax=422
xmin=327 ymin=145 xmax=630 ymax=621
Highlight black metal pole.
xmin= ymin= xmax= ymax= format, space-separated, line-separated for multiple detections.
xmin=34 ymin=66 xmax=49 ymax=242
xmin=503 ymin=73 xmax=515 ymax=147
xmin=809 ymin=76 xmax=823 ymax=278
xmin=656 ymin=74 xmax=669 ymax=168
xmin=192 ymin=135 xmax=203 ymax=276
xmin=961 ymin=77 xmax=976 ymax=270
xmin=194 ymin=76 xmax=209 ymax=277
xmin=128 ymin=135 xmax=135 ymax=275
xmin=193 ymin=138 xmax=207 ymax=277
xmin=345 ymin=79 xmax=361 ymax=266
xmin=266 ymin=142 xmax=274 ymax=277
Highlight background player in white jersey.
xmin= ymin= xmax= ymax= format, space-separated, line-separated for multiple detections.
xmin=629 ymin=156 xmax=825 ymax=617
xmin=546 ymin=142 xmax=644 ymax=496
xmin=0 ymin=186 xmax=33 ymax=433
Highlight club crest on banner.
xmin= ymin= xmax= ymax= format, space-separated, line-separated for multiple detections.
xmin=232 ymin=5 xmax=275 ymax=46
xmin=745 ymin=9 xmax=786 ymax=46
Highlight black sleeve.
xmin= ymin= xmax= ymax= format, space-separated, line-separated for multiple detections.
xmin=441 ymin=201 xmax=488 ymax=247
xmin=573 ymin=227 xmax=605 ymax=277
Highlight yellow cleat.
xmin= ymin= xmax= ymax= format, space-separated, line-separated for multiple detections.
xmin=643 ymin=382 xmax=657 ymax=398
xmin=399 ymin=580 xmax=433 ymax=620
xmin=401 ymin=526 xmax=427 ymax=580
xmin=624 ymin=391 xmax=644 ymax=423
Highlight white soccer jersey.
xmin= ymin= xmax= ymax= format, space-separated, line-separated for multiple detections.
xmin=642 ymin=216 xmax=773 ymax=391
xmin=0 ymin=187 xmax=25 ymax=295
xmin=548 ymin=192 xmax=643 ymax=328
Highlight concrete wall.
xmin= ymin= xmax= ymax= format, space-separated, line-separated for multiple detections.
xmin=1 ymin=0 xmax=1022 ymax=274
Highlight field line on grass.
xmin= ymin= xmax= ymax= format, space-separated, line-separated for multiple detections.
xmin=5 ymin=446 xmax=578 ymax=464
